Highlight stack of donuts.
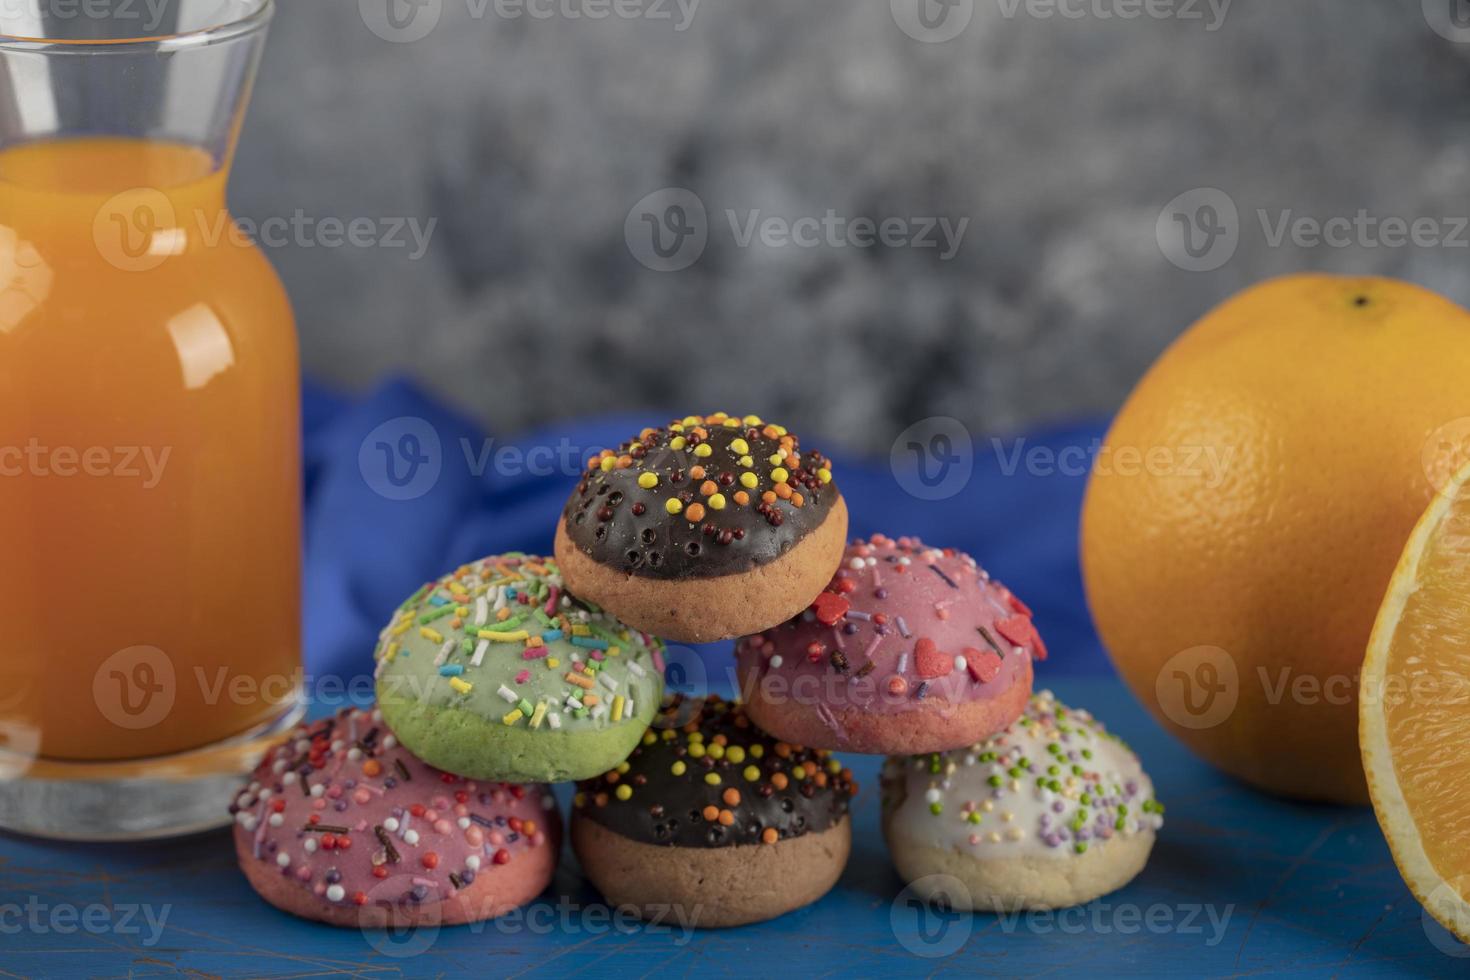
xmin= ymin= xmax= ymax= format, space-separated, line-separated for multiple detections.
xmin=231 ymin=412 xmax=1163 ymax=929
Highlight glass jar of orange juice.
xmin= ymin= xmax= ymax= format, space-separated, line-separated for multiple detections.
xmin=0 ymin=0 xmax=302 ymax=838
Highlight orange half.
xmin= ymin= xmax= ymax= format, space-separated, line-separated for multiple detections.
xmin=1361 ymin=460 xmax=1470 ymax=943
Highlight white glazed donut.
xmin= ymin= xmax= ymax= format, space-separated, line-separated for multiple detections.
xmin=880 ymin=690 xmax=1163 ymax=911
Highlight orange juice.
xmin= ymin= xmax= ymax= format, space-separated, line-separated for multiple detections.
xmin=0 ymin=137 xmax=301 ymax=762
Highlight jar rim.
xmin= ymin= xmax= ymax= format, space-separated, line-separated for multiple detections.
xmin=0 ymin=0 xmax=272 ymax=52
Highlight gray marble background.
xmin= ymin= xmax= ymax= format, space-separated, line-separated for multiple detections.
xmin=230 ymin=0 xmax=1470 ymax=451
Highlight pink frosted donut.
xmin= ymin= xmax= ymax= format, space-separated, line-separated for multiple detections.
xmin=230 ymin=706 xmax=560 ymax=928
xmin=735 ymin=534 xmax=1041 ymax=754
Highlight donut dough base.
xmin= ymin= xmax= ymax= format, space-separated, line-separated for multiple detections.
xmin=572 ymin=812 xmax=851 ymax=928
xmin=883 ymin=811 xmax=1155 ymax=911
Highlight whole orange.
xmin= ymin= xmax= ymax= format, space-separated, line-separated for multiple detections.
xmin=1081 ymin=274 xmax=1470 ymax=804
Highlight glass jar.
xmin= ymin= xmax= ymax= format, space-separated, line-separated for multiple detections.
xmin=0 ymin=0 xmax=302 ymax=839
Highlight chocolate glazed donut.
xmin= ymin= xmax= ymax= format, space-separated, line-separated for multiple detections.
xmin=571 ymin=695 xmax=856 ymax=928
xmin=555 ymin=413 xmax=848 ymax=642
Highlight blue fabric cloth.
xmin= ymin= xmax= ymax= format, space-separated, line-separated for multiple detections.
xmin=302 ymin=379 xmax=1112 ymax=686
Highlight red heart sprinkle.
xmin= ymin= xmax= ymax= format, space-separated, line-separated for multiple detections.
xmin=964 ymin=647 xmax=1002 ymax=683
xmin=995 ymin=615 xmax=1034 ymax=649
xmin=915 ymin=638 xmax=952 ymax=678
xmin=811 ymin=592 xmax=850 ymax=627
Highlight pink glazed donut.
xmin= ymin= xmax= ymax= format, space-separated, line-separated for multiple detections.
xmin=735 ymin=534 xmax=1042 ymax=754
xmin=230 ymin=706 xmax=560 ymax=928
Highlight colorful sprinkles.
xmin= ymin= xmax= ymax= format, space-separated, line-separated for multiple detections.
xmin=574 ymin=695 xmax=858 ymax=848
xmin=229 ymin=707 xmax=556 ymax=908
xmin=374 ymin=553 xmax=663 ymax=732
xmin=738 ymin=534 xmax=1045 ymax=717
xmin=881 ymin=691 xmax=1163 ymax=855
xmin=562 ymin=413 xmax=838 ymax=577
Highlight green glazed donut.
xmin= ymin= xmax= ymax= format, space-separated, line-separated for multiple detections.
xmin=375 ymin=553 xmax=665 ymax=783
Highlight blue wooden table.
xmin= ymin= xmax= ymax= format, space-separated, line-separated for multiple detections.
xmin=1 ymin=674 xmax=1459 ymax=978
